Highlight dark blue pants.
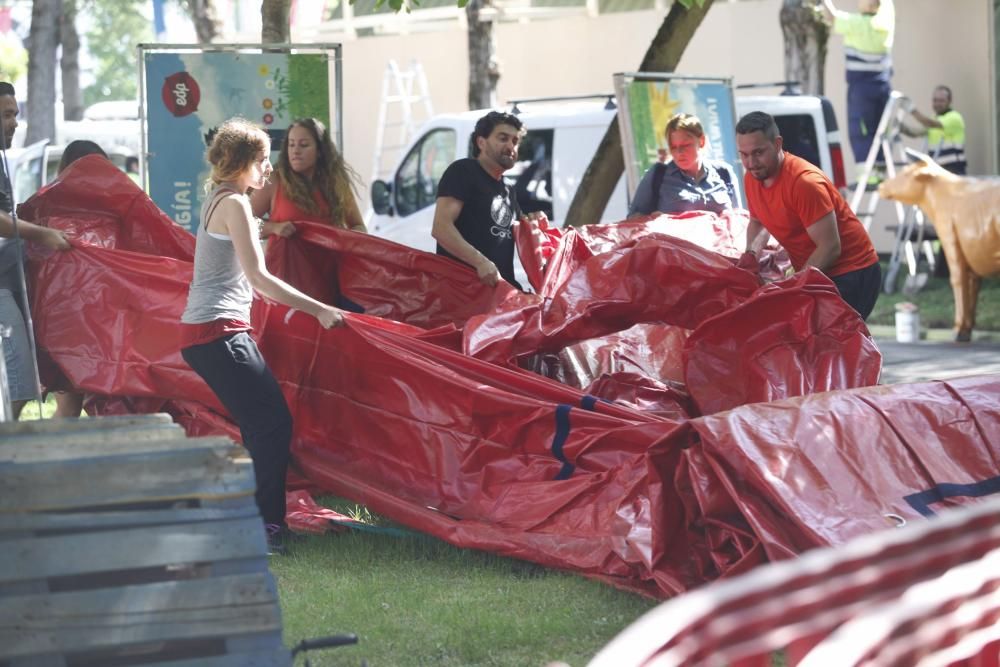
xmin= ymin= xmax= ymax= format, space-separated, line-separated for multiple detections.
xmin=847 ymin=79 xmax=891 ymax=166
xmin=182 ymin=332 xmax=292 ymax=527
xmin=831 ymin=261 xmax=882 ymax=321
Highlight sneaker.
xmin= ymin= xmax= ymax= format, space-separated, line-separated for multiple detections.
xmin=265 ymin=523 xmax=293 ymax=556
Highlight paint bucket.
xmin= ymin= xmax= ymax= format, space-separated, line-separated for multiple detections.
xmin=894 ymin=302 xmax=920 ymax=343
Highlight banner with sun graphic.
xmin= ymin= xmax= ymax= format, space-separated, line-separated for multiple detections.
xmin=141 ymin=46 xmax=340 ymax=231
xmin=613 ymin=73 xmax=739 ymax=205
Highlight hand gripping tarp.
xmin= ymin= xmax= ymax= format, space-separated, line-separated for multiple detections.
xmin=25 ymin=167 xmax=998 ymax=599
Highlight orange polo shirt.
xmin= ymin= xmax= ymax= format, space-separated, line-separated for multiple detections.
xmin=745 ymin=153 xmax=877 ymax=277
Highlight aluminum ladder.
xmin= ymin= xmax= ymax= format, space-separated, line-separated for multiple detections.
xmin=849 ymin=91 xmax=936 ymax=294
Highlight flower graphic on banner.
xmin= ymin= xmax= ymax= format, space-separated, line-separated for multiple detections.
xmin=649 ymin=84 xmax=681 ymax=151
xmin=258 ymin=64 xmax=270 ymax=76
xmin=263 ymin=98 xmax=273 ymax=110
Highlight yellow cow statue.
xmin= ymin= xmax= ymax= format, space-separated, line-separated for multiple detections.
xmin=879 ymin=156 xmax=1000 ymax=342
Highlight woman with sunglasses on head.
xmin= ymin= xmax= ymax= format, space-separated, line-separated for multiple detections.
xmin=180 ymin=118 xmax=345 ymax=552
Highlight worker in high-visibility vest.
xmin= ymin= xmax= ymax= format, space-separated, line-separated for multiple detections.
xmin=905 ymin=85 xmax=968 ymax=176
xmin=822 ymin=0 xmax=895 ymax=185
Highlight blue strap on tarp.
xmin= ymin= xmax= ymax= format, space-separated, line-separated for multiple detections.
xmin=904 ymin=475 xmax=1000 ymax=516
xmin=551 ymin=404 xmax=575 ymax=480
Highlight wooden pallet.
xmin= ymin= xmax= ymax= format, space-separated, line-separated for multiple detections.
xmin=0 ymin=414 xmax=291 ymax=667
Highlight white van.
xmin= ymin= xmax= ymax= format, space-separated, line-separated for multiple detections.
xmin=369 ymin=93 xmax=846 ymax=253
xmin=3 ymin=139 xmax=135 ymax=204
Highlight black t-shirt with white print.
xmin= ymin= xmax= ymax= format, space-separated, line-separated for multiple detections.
xmin=435 ymin=158 xmax=522 ymax=290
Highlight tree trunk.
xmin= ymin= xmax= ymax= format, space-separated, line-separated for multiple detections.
xmin=60 ymin=0 xmax=83 ymax=121
xmin=26 ymin=0 xmax=61 ymax=145
xmin=995 ymin=0 xmax=1000 ymax=172
xmin=182 ymin=0 xmax=220 ymax=44
xmin=564 ymin=0 xmax=715 ymax=228
xmin=261 ymin=0 xmax=291 ymax=43
xmin=780 ymin=0 xmax=828 ymax=95
xmin=466 ymin=0 xmax=500 ymax=110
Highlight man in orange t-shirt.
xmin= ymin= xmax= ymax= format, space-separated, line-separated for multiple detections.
xmin=735 ymin=111 xmax=881 ymax=319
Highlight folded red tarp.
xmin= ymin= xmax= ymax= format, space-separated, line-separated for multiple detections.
xmin=265 ymin=222 xmax=513 ymax=330
xmin=464 ymin=233 xmax=761 ymax=364
xmin=683 ymin=269 xmax=883 ymax=414
xmin=503 ymin=214 xmax=879 ymax=415
xmin=683 ymin=375 xmax=1000 ymax=567
xmin=515 ymin=210 xmax=791 ymax=296
xmin=19 ymin=154 xmax=195 ymax=261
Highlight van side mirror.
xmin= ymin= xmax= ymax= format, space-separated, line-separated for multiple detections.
xmin=371 ymin=179 xmax=393 ymax=216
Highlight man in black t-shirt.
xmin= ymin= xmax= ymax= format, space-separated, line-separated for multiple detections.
xmin=432 ymin=111 xmax=524 ymax=290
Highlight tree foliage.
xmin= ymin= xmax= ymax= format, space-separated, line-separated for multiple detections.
xmin=0 ymin=36 xmax=28 ymax=84
xmin=83 ymin=0 xmax=151 ymax=107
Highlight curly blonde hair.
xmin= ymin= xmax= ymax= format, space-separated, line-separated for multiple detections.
xmin=276 ymin=118 xmax=360 ymax=227
xmin=206 ymin=118 xmax=269 ymax=187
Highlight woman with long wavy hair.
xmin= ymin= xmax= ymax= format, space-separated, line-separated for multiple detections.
xmin=251 ymin=117 xmax=367 ymax=237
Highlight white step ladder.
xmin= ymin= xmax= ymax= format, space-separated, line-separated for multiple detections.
xmin=849 ymin=91 xmax=936 ymax=294
xmin=370 ymin=60 xmax=434 ymax=187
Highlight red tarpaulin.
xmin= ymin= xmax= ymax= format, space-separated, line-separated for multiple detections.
xmin=21 ymin=163 xmax=998 ymax=599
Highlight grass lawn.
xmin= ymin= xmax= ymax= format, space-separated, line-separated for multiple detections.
xmin=867 ymin=259 xmax=1000 ymax=331
xmin=270 ymin=502 xmax=656 ymax=667
xmin=16 ymin=393 xmax=57 ymax=420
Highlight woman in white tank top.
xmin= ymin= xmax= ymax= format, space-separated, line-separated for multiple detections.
xmin=179 ymin=118 xmax=345 ymax=554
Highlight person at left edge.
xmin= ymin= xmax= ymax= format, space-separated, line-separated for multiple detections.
xmin=0 ymin=81 xmax=71 ymax=420
xmin=432 ymin=111 xmax=525 ymax=290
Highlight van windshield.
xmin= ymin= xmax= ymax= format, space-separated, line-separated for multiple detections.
xmin=774 ymin=114 xmax=821 ymax=171
xmin=505 ymin=129 xmax=554 ymax=221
